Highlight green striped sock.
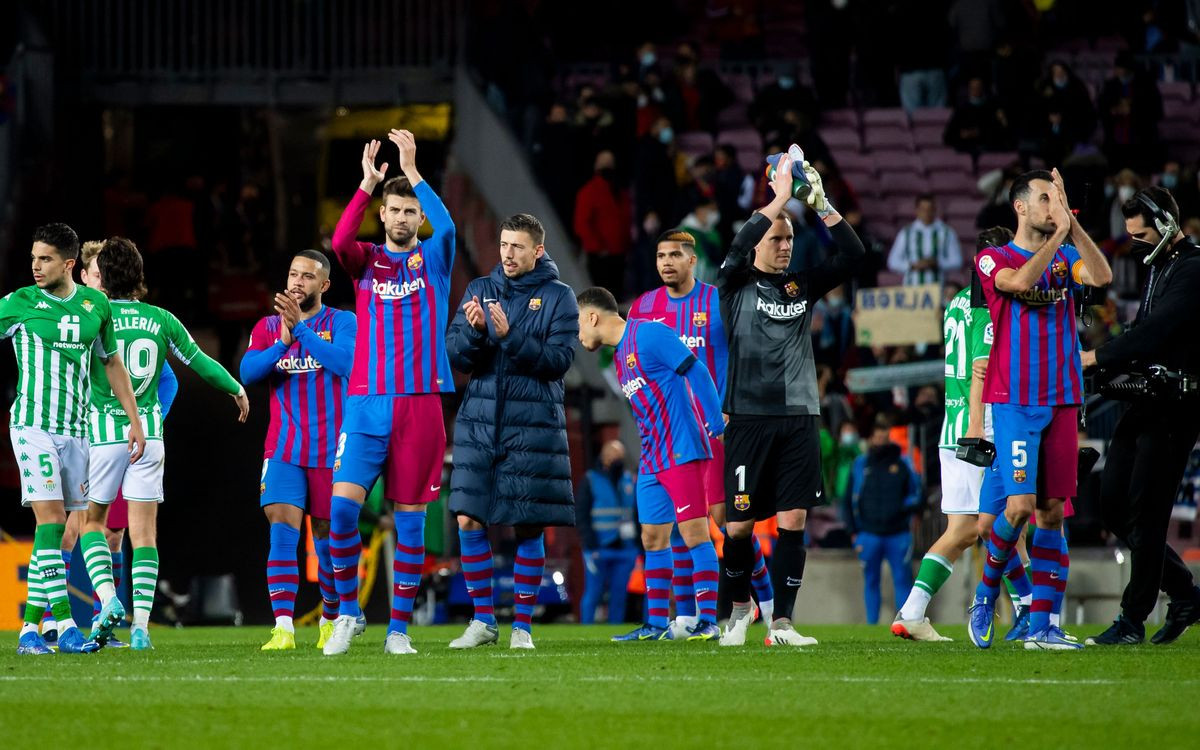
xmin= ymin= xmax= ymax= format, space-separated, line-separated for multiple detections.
xmin=34 ymin=524 xmax=75 ymax=630
xmin=131 ymin=547 xmax=159 ymax=629
xmin=913 ymin=553 xmax=953 ymax=596
xmin=82 ymin=531 xmax=117 ymax=604
xmin=22 ymin=551 xmax=46 ymax=628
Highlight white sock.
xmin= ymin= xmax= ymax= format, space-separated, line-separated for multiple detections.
xmin=1050 ymin=612 xmax=1061 ymax=627
xmin=133 ymin=612 xmax=149 ymax=629
xmin=58 ymin=617 xmax=77 ymax=633
xmin=899 ymin=588 xmax=933 ymax=622
xmin=96 ymin=582 xmax=117 ymax=604
xmin=675 ymin=614 xmax=698 ymax=629
xmin=276 ymin=616 xmax=294 ymax=633
xmin=20 ymin=622 xmax=38 ymax=637
xmin=1020 ymin=594 xmax=1032 ymax=606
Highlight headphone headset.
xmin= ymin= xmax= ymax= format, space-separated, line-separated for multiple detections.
xmin=1135 ymin=191 xmax=1180 ymax=265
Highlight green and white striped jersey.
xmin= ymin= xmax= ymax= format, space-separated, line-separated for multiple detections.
xmin=940 ymin=286 xmax=992 ymax=449
xmin=0 ymin=285 xmax=118 ymax=438
xmin=88 ymin=300 xmax=241 ymax=445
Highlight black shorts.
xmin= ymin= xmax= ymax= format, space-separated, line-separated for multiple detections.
xmin=724 ymin=414 xmax=824 ymax=523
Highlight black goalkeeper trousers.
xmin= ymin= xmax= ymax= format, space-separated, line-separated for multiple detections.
xmin=1099 ymin=402 xmax=1200 ymax=623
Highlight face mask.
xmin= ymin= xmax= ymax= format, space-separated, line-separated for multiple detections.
xmin=637 ymin=94 xmax=648 ymax=107
xmin=969 ymin=96 xmax=986 ymax=106
xmin=1053 ymin=76 xmax=1068 ymax=89
xmin=827 ymin=296 xmax=845 ymax=310
xmin=1129 ymin=239 xmax=1156 ymax=257
xmin=598 ymin=167 xmax=616 ymax=182
xmin=658 ymin=127 xmax=674 ymax=145
xmin=640 ymin=51 xmax=656 ymax=67
xmin=1162 ymin=173 xmax=1179 ymax=189
xmin=778 ymin=76 xmax=795 ymax=90
xmin=704 ymin=211 xmax=720 ymax=230
xmin=1118 ymin=185 xmax=1136 ymax=203
xmin=840 ymin=432 xmax=857 ymax=446
xmin=1104 ymin=183 xmax=1116 ymax=199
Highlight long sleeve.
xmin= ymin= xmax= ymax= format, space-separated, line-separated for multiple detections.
xmin=240 ymin=317 xmax=285 ymax=385
xmin=888 ymin=228 xmax=910 ymax=274
xmin=293 ymin=312 xmax=356 ymax=378
xmin=1096 ymin=260 xmax=1200 ymax=369
xmin=500 ymin=285 xmax=579 ymax=381
xmin=808 ymin=220 xmax=868 ymax=300
xmin=682 ymin=358 xmax=724 ymax=437
xmin=717 ymin=211 xmax=773 ymax=294
xmin=331 ymin=189 xmax=374 ymax=278
xmin=413 ymin=180 xmax=456 ymax=274
xmin=447 ymin=283 xmax=495 ymax=375
xmin=158 ymin=362 xmax=179 ymax=418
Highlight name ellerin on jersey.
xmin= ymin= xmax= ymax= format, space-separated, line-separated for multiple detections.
xmin=114 ymin=316 xmax=163 ymax=335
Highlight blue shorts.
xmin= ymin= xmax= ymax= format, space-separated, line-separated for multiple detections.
xmin=260 ymin=459 xmax=333 ymax=519
xmin=985 ymin=403 xmax=1079 ymax=512
xmin=333 ymin=394 xmax=445 ymax=504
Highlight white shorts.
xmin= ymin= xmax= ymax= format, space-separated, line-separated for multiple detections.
xmin=939 ymin=448 xmax=984 ymax=515
xmin=88 ymin=440 xmax=166 ymax=504
xmin=10 ymin=426 xmax=90 ymax=511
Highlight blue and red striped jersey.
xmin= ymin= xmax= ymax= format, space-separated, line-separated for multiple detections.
xmin=331 ymin=181 xmax=455 ymax=395
xmin=614 ymin=319 xmax=713 ymax=474
xmin=629 ymin=282 xmax=728 ymax=399
xmin=245 ymin=306 xmax=356 ymax=467
xmin=976 ymin=241 xmax=1085 ymax=406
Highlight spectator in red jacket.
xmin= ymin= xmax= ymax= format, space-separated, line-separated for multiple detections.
xmin=574 ymin=150 xmax=633 ymax=298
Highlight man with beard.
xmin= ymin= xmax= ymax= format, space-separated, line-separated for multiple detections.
xmin=241 ymin=250 xmax=356 ymax=651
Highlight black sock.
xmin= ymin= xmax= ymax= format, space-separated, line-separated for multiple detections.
xmin=771 ymin=529 xmax=807 ymax=623
xmin=722 ymin=534 xmax=754 ymax=604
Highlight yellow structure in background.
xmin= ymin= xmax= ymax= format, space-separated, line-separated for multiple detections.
xmin=0 ymin=540 xmax=34 ymax=631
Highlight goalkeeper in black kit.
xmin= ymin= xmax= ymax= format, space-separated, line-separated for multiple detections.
xmin=718 ymin=151 xmax=866 ymax=647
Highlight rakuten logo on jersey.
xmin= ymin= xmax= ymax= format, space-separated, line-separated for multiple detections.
xmin=680 ymin=335 xmax=707 ymax=350
xmin=756 ymin=297 xmax=807 ymax=320
xmin=371 ymin=276 xmax=425 ymax=301
xmin=621 ymin=376 xmax=648 ymax=399
xmin=276 ymin=354 xmax=323 ymax=374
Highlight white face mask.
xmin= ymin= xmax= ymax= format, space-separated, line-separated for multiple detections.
xmin=1117 ymin=185 xmax=1136 ymax=203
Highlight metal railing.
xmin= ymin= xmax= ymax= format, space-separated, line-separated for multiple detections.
xmin=43 ymin=0 xmax=461 ymax=79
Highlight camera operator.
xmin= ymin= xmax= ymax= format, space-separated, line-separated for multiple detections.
xmin=1081 ymin=187 xmax=1200 ymax=646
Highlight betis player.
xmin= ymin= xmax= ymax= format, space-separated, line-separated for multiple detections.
xmin=577 ymin=287 xmax=726 ymax=641
xmin=970 ymin=169 xmax=1111 ymax=650
xmin=628 ymin=229 xmax=774 ymax=636
xmin=3 ymin=224 xmax=145 ymax=655
xmin=81 ymin=237 xmax=248 ymax=650
xmin=893 ymin=227 xmax=1034 ymax=641
xmin=324 ymin=130 xmax=455 ymax=656
xmin=240 ymin=250 xmax=356 ymax=651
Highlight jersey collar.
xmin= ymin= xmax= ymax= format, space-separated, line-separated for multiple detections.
xmin=38 ymin=285 xmax=78 ymax=303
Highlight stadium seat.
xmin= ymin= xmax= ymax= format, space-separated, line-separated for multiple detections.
xmin=922 ymin=148 xmax=973 ymax=174
xmin=976 ymin=151 xmax=1020 ymax=174
xmin=676 ymin=131 xmax=715 ymax=158
xmin=1160 ymin=80 xmax=1194 ymax=102
xmin=818 ymin=127 xmax=862 ymax=152
xmin=841 ymin=169 xmax=875 ymax=197
xmin=871 ymin=150 xmax=924 ymax=175
xmin=879 ymin=172 xmax=925 ymax=198
xmin=1162 ymin=120 xmax=1198 ymax=145
xmin=1164 ymin=98 xmax=1200 ymax=123
xmin=928 ymin=170 xmax=980 ymax=197
xmin=910 ymin=107 xmax=952 ymax=126
xmin=725 ymin=73 xmax=756 ymax=104
xmin=822 ymin=108 xmax=860 ymax=129
xmin=716 ymin=103 xmax=751 ymax=129
xmin=912 ymin=124 xmax=945 ymax=148
xmin=862 ymin=107 xmax=910 ymax=129
xmin=944 ymin=196 xmax=980 ymax=220
xmin=719 ymin=127 xmax=765 ymax=172
xmin=835 ymin=150 xmax=876 ymax=174
xmin=864 ymin=127 xmax=915 ymax=152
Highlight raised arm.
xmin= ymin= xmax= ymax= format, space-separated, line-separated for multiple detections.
xmin=1052 ymin=168 xmax=1112 ymax=287
xmin=719 ymin=153 xmax=795 ymax=290
xmin=389 ymin=129 xmax=456 ymax=270
xmin=332 ymin=140 xmax=389 ymax=277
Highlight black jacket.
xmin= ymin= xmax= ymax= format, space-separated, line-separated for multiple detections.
xmin=1096 ymin=239 xmax=1200 ymax=376
xmin=446 ymin=255 xmax=579 ymax=526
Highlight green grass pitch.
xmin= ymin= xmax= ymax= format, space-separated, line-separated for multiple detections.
xmin=2 ymin=624 xmax=1198 ymax=748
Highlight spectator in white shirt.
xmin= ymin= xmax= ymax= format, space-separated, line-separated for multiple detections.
xmin=887 ymin=194 xmax=962 ymax=285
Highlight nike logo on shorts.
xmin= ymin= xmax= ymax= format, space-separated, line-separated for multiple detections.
xmin=676 ymin=504 xmax=690 ymax=514
xmin=430 ymin=485 xmax=441 ymax=492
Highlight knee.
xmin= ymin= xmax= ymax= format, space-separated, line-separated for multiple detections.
xmin=778 ymin=509 xmax=807 ymax=533
xmin=311 ymin=519 xmax=331 ymax=539
xmin=457 ymin=515 xmax=484 ymax=532
xmin=725 ymin=520 xmax=754 ymax=540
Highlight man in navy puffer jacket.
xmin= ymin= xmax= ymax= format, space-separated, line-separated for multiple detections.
xmin=446 ymin=213 xmax=579 ymax=650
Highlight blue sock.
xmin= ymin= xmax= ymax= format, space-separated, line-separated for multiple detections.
xmin=749 ymin=533 xmax=774 ymax=603
xmin=329 ymin=496 xmax=363 ymax=618
xmin=459 ymin=528 xmax=496 ymax=626
xmin=644 ymin=549 xmax=672 ymax=629
xmin=1053 ymin=533 xmax=1069 ymax=622
xmin=266 ymin=523 xmax=301 ymax=624
xmin=689 ymin=541 xmax=719 ymax=623
xmin=389 ymin=510 xmax=426 ymax=635
xmin=313 ymin=535 xmax=338 ymax=622
xmin=976 ymin=514 xmax=1020 ymax=601
xmin=513 ymin=535 xmax=545 ymax=633
xmin=670 ymin=527 xmax=696 ymax=618
xmin=1029 ymin=526 xmax=1062 ymax=634
xmin=62 ymin=548 xmax=73 ymax=574
xmin=1003 ymin=552 xmax=1032 ymax=601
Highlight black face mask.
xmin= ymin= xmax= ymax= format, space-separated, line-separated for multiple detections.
xmin=607 ymin=460 xmax=625 ymax=480
xmin=598 ymin=167 xmax=616 ymax=182
xmin=1129 ymin=239 xmax=1156 ymax=258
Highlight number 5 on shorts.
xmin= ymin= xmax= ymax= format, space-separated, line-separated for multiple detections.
xmin=1011 ymin=440 xmax=1027 ymax=468
xmin=38 ymin=454 xmax=54 ymax=477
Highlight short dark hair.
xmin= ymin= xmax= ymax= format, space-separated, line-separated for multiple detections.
xmin=500 ymin=213 xmax=545 ymax=246
xmin=976 ymin=226 xmax=1014 ymax=252
xmin=97 ymin=237 xmax=148 ymax=300
xmin=1121 ymin=186 xmax=1180 ymax=229
xmin=1009 ymin=169 xmax=1055 ymax=207
xmin=381 ymin=176 xmax=418 ymax=202
xmin=656 ymin=229 xmax=697 ymax=253
xmin=32 ymin=223 xmax=80 ymax=260
xmin=915 ymin=193 xmax=936 ymax=206
xmin=576 ymin=286 xmax=619 ymax=313
xmin=294 ymin=248 xmax=332 ymax=276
